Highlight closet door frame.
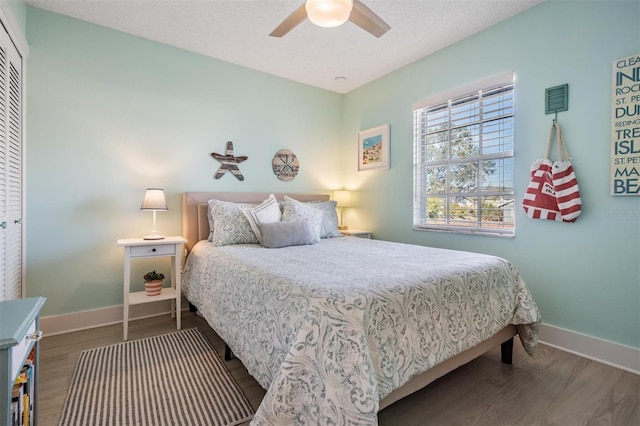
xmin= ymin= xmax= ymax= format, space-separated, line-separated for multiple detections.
xmin=0 ymin=5 xmax=27 ymax=300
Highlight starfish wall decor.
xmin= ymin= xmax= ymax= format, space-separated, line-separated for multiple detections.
xmin=211 ymin=141 xmax=248 ymax=181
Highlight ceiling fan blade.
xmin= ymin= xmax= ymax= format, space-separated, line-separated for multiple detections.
xmin=269 ymin=3 xmax=308 ymax=37
xmin=349 ymin=0 xmax=390 ymax=38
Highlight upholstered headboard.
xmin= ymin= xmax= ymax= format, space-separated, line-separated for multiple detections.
xmin=182 ymin=192 xmax=330 ymax=253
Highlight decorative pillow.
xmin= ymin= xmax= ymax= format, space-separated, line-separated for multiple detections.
xmin=242 ymin=194 xmax=282 ymax=244
xmin=307 ymin=200 xmax=341 ymax=238
xmin=209 ymin=200 xmax=259 ymax=246
xmin=207 ymin=199 xmax=216 ymax=242
xmin=282 ymin=196 xmax=323 ymax=241
xmin=258 ymin=220 xmax=317 ymax=248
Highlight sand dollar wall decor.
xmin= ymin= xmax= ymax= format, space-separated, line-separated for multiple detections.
xmin=272 ymin=149 xmax=299 ymax=181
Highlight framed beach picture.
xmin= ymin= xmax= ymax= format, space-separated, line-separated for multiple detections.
xmin=358 ymin=124 xmax=390 ymax=171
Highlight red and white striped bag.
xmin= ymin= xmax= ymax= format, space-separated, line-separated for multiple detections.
xmin=522 ymin=123 xmax=581 ymax=222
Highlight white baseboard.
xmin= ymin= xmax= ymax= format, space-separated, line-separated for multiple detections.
xmin=41 ymin=309 xmax=639 ymax=375
xmin=40 ymin=299 xmax=190 ymax=337
xmin=539 ymin=323 xmax=639 ymax=375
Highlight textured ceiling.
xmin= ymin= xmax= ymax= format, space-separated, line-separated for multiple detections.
xmin=25 ymin=0 xmax=543 ymax=93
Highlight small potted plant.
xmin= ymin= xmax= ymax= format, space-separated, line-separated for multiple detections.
xmin=143 ymin=270 xmax=165 ymax=296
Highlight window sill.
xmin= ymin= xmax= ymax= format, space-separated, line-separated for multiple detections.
xmin=412 ymin=225 xmax=515 ymax=238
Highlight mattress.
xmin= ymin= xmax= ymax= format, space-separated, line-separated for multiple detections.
xmin=182 ymin=236 xmax=540 ymax=425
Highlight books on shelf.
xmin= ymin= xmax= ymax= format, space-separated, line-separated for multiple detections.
xmin=10 ymin=347 xmax=35 ymax=426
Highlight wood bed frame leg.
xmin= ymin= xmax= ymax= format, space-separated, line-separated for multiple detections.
xmin=188 ymin=301 xmax=235 ymax=361
xmin=501 ymin=337 xmax=513 ymax=364
xmin=224 ymin=343 xmax=235 ymax=361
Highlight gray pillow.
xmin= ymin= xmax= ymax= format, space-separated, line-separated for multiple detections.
xmin=258 ymin=220 xmax=318 ymax=248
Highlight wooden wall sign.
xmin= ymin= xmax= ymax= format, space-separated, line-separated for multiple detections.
xmin=611 ymin=53 xmax=640 ymax=195
xmin=272 ymin=149 xmax=299 ymax=181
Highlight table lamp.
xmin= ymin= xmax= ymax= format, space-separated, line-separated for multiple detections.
xmin=333 ymin=190 xmax=352 ymax=230
xmin=140 ymin=188 xmax=168 ymax=240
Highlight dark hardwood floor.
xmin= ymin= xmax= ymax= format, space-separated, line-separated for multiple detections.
xmin=38 ymin=312 xmax=639 ymax=426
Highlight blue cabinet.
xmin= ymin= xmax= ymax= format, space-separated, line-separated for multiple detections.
xmin=0 ymin=297 xmax=46 ymax=425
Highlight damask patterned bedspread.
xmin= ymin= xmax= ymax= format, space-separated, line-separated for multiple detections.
xmin=182 ymin=237 xmax=540 ymax=425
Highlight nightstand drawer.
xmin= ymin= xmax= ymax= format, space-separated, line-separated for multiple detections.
xmin=339 ymin=229 xmax=372 ymax=239
xmin=130 ymin=244 xmax=176 ymax=258
xmin=10 ymin=319 xmax=36 ymax=382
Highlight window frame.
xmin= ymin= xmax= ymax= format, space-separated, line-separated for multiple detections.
xmin=412 ymin=72 xmax=515 ymax=237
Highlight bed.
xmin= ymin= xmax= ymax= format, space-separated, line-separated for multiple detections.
xmin=181 ymin=192 xmax=541 ymax=425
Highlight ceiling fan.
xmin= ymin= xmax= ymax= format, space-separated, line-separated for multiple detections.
xmin=269 ymin=0 xmax=390 ymax=38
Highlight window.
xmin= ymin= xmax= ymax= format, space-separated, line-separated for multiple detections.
xmin=413 ymin=73 xmax=515 ymax=237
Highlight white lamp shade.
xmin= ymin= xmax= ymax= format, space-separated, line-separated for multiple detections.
xmin=333 ymin=190 xmax=352 ymax=207
xmin=140 ymin=188 xmax=168 ymax=211
xmin=305 ymin=0 xmax=353 ymax=28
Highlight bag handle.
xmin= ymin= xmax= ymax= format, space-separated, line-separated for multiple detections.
xmin=543 ymin=124 xmax=554 ymax=159
xmin=544 ymin=122 xmax=571 ymax=161
xmin=555 ymin=123 xmax=571 ymax=161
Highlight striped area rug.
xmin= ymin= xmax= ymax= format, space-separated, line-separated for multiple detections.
xmin=58 ymin=328 xmax=254 ymax=426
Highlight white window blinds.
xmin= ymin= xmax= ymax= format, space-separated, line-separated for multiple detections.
xmin=413 ymin=73 xmax=515 ymax=236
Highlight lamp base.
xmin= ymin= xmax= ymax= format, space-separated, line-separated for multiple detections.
xmin=338 ymin=226 xmax=348 ymax=230
xmin=143 ymin=234 xmax=165 ymax=240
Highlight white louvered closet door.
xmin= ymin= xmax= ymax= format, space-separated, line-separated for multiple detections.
xmin=0 ymin=21 xmax=22 ymax=301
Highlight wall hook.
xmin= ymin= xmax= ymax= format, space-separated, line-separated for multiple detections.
xmin=545 ymin=84 xmax=569 ymax=124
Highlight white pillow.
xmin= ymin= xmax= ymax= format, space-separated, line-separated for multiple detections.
xmin=242 ymin=194 xmax=282 ymax=244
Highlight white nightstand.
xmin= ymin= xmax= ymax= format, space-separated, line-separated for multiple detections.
xmin=117 ymin=236 xmax=187 ymax=340
xmin=339 ymin=229 xmax=372 ymax=239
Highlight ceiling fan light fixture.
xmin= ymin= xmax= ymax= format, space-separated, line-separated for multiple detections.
xmin=305 ymin=0 xmax=353 ymax=28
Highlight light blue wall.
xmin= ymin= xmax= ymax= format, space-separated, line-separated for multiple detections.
xmin=343 ymin=0 xmax=640 ymax=349
xmin=25 ymin=7 xmax=344 ymax=317
xmin=25 ymin=2 xmax=639 ymax=349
